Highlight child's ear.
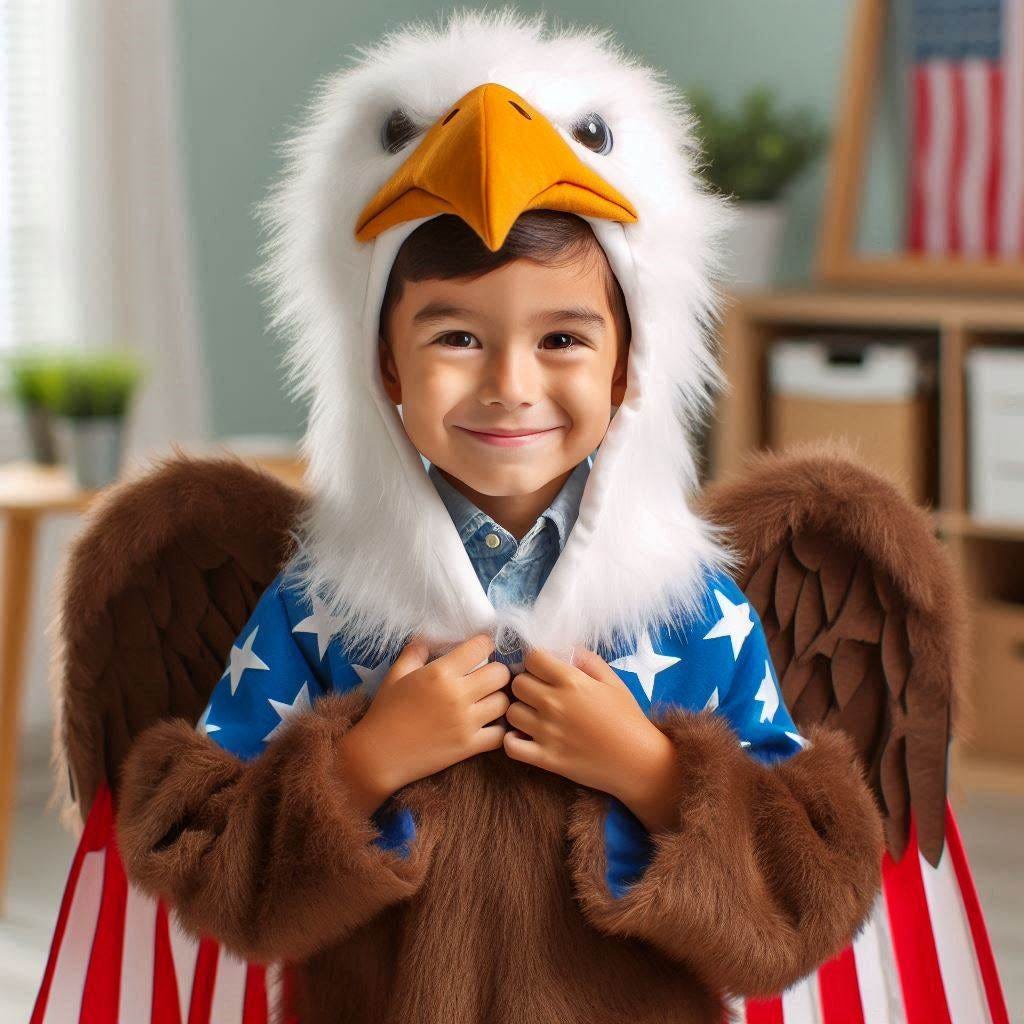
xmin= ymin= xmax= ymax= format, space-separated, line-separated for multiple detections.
xmin=610 ymin=346 xmax=628 ymax=406
xmin=378 ymin=335 xmax=402 ymax=405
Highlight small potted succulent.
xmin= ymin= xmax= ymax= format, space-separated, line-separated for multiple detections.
xmin=5 ymin=352 xmax=61 ymax=464
xmin=686 ymin=85 xmax=828 ymax=289
xmin=47 ymin=351 xmax=144 ymax=489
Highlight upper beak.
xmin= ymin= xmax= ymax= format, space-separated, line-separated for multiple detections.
xmin=354 ymin=83 xmax=638 ymax=252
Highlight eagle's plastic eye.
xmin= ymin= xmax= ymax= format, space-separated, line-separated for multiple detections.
xmin=570 ymin=112 xmax=613 ymax=155
xmin=381 ymin=109 xmax=419 ymax=154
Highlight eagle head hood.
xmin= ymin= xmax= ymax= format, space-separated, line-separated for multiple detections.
xmin=253 ymin=8 xmax=738 ymax=667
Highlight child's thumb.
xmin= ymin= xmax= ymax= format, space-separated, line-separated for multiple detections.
xmin=570 ymin=646 xmax=613 ymax=682
xmin=388 ymin=636 xmax=430 ymax=680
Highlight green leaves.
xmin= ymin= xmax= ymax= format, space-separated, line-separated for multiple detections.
xmin=685 ymin=85 xmax=829 ymax=203
xmin=4 ymin=350 xmax=144 ymax=419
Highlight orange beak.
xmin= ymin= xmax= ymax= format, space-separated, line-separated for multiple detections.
xmin=354 ymin=83 xmax=637 ymax=252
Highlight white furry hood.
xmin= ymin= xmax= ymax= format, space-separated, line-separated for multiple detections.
xmin=253 ymin=8 xmax=737 ymax=666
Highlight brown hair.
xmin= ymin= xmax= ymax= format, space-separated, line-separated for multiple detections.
xmin=378 ymin=210 xmax=631 ymax=347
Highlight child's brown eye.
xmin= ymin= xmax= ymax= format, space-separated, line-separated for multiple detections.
xmin=542 ymin=333 xmax=579 ymax=350
xmin=438 ymin=331 xmax=478 ymax=348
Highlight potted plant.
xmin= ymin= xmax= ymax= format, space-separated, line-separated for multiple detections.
xmin=47 ymin=351 xmax=144 ymax=488
xmin=686 ymin=85 xmax=828 ymax=290
xmin=4 ymin=352 xmax=62 ymax=464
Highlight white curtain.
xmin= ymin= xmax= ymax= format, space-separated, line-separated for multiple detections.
xmin=68 ymin=0 xmax=209 ymax=456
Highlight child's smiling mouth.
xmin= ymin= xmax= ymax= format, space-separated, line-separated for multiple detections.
xmin=454 ymin=424 xmax=564 ymax=448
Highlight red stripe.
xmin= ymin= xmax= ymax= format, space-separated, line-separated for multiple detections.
xmin=186 ymin=938 xmax=220 ymax=1024
xmin=945 ymin=803 xmax=1010 ymax=1024
xmin=881 ymin=816 xmax=952 ymax=1024
xmin=818 ymin=946 xmax=864 ymax=1024
xmin=30 ymin=785 xmax=115 ymax=1024
xmin=948 ymin=65 xmax=967 ymax=254
xmin=744 ymin=996 xmax=783 ymax=1024
xmin=152 ymin=903 xmax=183 ymax=1024
xmin=79 ymin=835 xmax=128 ymax=1023
xmin=281 ymin=964 xmax=300 ymax=1024
xmin=242 ymin=964 xmax=268 ymax=1024
xmin=908 ymin=66 xmax=931 ymax=252
xmin=984 ymin=65 xmax=1004 ymax=256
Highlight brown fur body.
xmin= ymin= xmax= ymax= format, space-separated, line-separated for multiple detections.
xmin=117 ymin=691 xmax=882 ymax=1023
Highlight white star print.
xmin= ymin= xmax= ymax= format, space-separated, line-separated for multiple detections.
xmin=263 ymin=682 xmax=313 ymax=743
xmin=195 ymin=704 xmax=220 ymax=735
xmin=292 ymin=596 xmax=344 ymax=661
xmin=352 ymin=661 xmax=390 ymax=698
xmin=702 ymin=590 xmax=755 ymax=660
xmin=754 ymin=659 xmax=780 ymax=723
xmin=222 ymin=626 xmax=270 ymax=695
xmin=703 ymin=687 xmax=720 ymax=711
xmin=786 ymin=731 xmax=810 ymax=749
xmin=610 ymin=633 xmax=680 ymax=701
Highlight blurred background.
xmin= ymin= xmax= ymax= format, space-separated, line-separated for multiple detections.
xmin=1 ymin=1 xmax=1021 ymax=1020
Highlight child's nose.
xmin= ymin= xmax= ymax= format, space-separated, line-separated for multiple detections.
xmin=479 ymin=353 xmax=541 ymax=408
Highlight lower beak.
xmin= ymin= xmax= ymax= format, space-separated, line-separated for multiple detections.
xmin=354 ymin=83 xmax=637 ymax=252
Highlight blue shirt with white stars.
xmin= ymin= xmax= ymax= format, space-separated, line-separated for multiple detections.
xmin=195 ymin=490 xmax=807 ymax=898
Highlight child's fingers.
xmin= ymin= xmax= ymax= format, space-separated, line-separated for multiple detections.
xmin=503 ymin=728 xmax=543 ymax=766
xmin=467 ymin=659 xmax=510 ymax=700
xmin=435 ymin=632 xmax=496 ymax=675
xmin=387 ymin=636 xmax=430 ymax=680
xmin=570 ymin=646 xmax=620 ymax=685
xmin=522 ymin=644 xmax=573 ymax=685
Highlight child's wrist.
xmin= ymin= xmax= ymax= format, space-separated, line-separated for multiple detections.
xmin=611 ymin=724 xmax=681 ymax=834
xmin=337 ymin=721 xmax=401 ymax=818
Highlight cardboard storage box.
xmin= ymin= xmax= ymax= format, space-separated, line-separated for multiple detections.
xmin=968 ymin=599 xmax=1024 ymax=763
xmin=768 ymin=339 xmax=936 ymax=506
xmin=966 ymin=348 xmax=1024 ymax=524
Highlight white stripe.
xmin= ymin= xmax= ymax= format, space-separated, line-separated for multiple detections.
xmin=168 ymin=910 xmax=202 ymax=1019
xmin=781 ymin=973 xmax=822 ymax=1023
xmin=42 ymin=849 xmax=106 ymax=1024
xmin=851 ymin=895 xmax=907 ymax=1024
xmin=266 ymin=961 xmax=285 ymax=1024
xmin=724 ymin=995 xmax=746 ymax=1023
xmin=959 ymin=59 xmax=991 ymax=257
xmin=118 ymin=884 xmax=158 ymax=1024
xmin=210 ymin=947 xmax=249 ymax=1024
xmin=924 ymin=61 xmax=955 ymax=256
xmin=919 ymin=849 xmax=993 ymax=1024
xmin=999 ymin=0 xmax=1024 ymax=256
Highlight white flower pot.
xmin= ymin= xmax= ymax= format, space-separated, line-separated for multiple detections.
xmin=720 ymin=199 xmax=787 ymax=291
xmin=61 ymin=416 xmax=125 ymax=489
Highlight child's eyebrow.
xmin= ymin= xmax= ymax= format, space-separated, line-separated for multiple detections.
xmin=529 ymin=305 xmax=607 ymax=330
xmin=411 ymin=301 xmax=607 ymax=330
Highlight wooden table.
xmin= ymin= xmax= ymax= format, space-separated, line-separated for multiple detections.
xmin=0 ymin=456 xmax=306 ymax=915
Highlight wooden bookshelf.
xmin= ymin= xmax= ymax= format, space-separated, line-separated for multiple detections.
xmin=710 ymin=285 xmax=1024 ymax=792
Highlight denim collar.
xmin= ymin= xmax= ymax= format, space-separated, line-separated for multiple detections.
xmin=427 ymin=457 xmax=591 ymax=552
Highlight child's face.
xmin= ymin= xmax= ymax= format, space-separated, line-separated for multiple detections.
xmin=379 ymin=252 xmax=628 ymax=499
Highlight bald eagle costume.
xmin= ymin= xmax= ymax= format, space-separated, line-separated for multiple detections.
xmin=31 ymin=10 xmax=1008 ymax=1024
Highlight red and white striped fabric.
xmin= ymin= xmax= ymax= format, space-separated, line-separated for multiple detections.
xmin=32 ymin=791 xmax=1008 ymax=1023
xmin=30 ymin=785 xmax=298 ymax=1024
xmin=733 ymin=806 xmax=1009 ymax=1024
xmin=907 ymin=0 xmax=1024 ymax=258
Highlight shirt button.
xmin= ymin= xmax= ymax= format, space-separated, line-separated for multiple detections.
xmin=485 ymin=532 xmax=501 ymax=549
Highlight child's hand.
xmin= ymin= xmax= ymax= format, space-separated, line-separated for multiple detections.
xmin=504 ymin=646 xmax=681 ymax=830
xmin=343 ymin=633 xmax=510 ymax=806
xmin=503 ymin=646 xmax=644 ymax=795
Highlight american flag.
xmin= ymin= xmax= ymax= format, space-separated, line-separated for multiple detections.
xmin=907 ymin=0 xmax=1024 ymax=257
xmin=29 ymin=786 xmax=298 ymax=1024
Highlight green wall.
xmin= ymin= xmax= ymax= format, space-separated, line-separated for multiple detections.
xmin=176 ymin=1 xmax=900 ymax=439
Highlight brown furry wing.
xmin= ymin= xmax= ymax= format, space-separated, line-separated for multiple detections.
xmin=697 ymin=443 xmax=967 ymax=866
xmin=55 ymin=454 xmax=303 ymax=821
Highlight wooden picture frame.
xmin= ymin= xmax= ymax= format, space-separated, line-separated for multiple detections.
xmin=817 ymin=0 xmax=1024 ymax=292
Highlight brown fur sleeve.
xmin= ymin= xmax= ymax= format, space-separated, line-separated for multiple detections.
xmin=116 ymin=688 xmax=437 ymax=962
xmin=565 ymin=708 xmax=884 ymax=998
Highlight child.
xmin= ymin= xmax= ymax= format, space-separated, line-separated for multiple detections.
xmin=114 ymin=12 xmax=883 ymax=1024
